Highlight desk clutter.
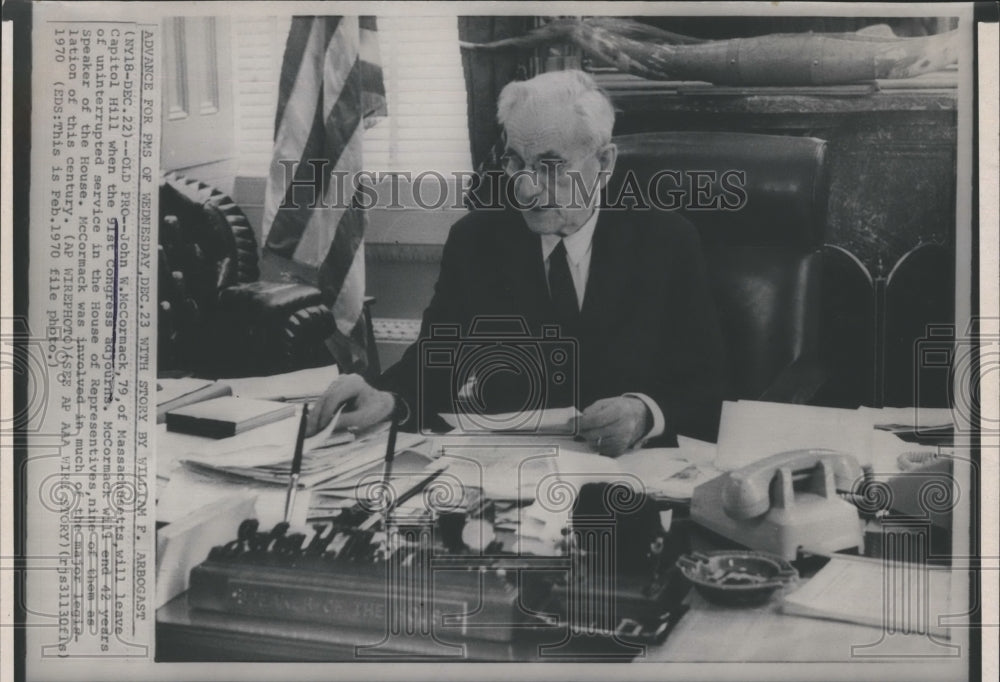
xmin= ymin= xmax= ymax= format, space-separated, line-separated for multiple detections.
xmin=180 ymin=480 xmax=692 ymax=657
xmin=155 ymin=381 xmax=959 ymax=659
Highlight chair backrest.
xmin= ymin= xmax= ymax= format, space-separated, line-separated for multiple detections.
xmin=159 ymin=173 xmax=260 ymax=302
xmin=158 ymin=173 xmax=261 ymax=372
xmin=609 ymin=132 xmax=829 ymax=400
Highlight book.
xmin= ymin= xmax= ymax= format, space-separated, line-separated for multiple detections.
xmin=166 ymin=397 xmax=296 ymax=439
xmin=156 ymin=380 xmax=232 ymax=424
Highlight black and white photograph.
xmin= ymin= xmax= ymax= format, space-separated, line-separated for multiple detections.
xmin=4 ymin=1 xmax=998 ymax=681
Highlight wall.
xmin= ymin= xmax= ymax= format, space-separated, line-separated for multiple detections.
xmin=601 ymin=73 xmax=959 ymax=278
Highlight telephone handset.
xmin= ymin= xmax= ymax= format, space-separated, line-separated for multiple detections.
xmin=722 ymin=449 xmax=863 ymax=520
xmin=691 ymin=449 xmax=865 ymax=560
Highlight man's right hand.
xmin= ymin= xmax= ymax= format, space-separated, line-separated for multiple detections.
xmin=305 ymin=373 xmax=396 ymax=436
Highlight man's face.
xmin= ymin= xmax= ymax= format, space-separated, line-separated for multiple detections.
xmin=502 ymin=106 xmax=615 ymax=236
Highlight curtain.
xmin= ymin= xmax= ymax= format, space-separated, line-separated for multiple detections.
xmin=458 ymin=17 xmax=532 ymax=173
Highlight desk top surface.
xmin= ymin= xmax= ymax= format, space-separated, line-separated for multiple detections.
xmin=157 ymin=579 xmax=959 ymax=664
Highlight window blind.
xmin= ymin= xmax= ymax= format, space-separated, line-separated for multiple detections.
xmin=232 ymin=15 xmax=472 ymax=177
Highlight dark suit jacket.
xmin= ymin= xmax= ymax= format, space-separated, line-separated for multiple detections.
xmin=374 ymin=203 xmax=727 ymax=444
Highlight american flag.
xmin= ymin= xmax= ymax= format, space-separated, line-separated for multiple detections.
xmin=261 ymin=16 xmax=386 ymax=371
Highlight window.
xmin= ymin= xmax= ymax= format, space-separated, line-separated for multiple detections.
xmin=231 ymin=15 xmax=472 ymax=178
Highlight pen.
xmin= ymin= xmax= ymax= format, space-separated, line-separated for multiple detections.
xmin=356 ymin=414 xmax=402 ymax=533
xmin=283 ymin=403 xmax=311 ymax=523
xmin=381 ymin=414 xmax=399 ymax=484
xmin=358 ymin=465 xmax=446 ymax=532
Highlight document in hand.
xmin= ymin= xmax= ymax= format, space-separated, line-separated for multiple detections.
xmin=439 ymin=406 xmax=581 ymax=434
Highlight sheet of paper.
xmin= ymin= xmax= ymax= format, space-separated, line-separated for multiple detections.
xmin=439 ymin=406 xmax=581 ymax=434
xmin=675 ymin=436 xmax=720 ymax=465
xmin=157 ymin=463 xmax=312 ymax=528
xmin=224 ymin=364 xmax=340 ymax=401
xmin=781 ymin=555 xmax=952 ymax=638
xmin=155 ymin=494 xmax=257 ymax=608
xmin=616 ymin=447 xmax=722 ymax=500
xmin=715 ymin=400 xmax=871 ymax=470
xmin=436 ymin=442 xmax=559 ymax=501
xmin=156 ymin=377 xmax=214 ymax=406
xmin=856 ymin=405 xmax=954 ymax=430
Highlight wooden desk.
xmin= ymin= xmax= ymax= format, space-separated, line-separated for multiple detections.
xmin=156 ymin=593 xmax=514 ymax=662
xmin=157 ymin=578 xmax=958 ymax=663
xmin=645 ymin=590 xmax=959 ymax=662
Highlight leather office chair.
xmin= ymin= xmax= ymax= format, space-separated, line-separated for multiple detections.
xmin=158 ymin=173 xmax=372 ymax=378
xmin=609 ymin=132 xmax=830 ymax=404
xmin=881 ymin=241 xmax=954 ymax=408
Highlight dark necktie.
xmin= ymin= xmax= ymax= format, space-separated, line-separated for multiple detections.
xmin=548 ymin=240 xmax=579 ymax=326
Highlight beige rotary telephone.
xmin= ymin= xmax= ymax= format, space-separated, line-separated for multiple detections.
xmin=690 ymin=449 xmax=865 ymax=560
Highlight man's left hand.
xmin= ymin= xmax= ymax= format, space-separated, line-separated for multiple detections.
xmin=579 ymin=396 xmax=651 ymax=457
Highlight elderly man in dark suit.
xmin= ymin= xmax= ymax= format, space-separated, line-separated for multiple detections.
xmin=308 ymin=70 xmax=725 ymax=455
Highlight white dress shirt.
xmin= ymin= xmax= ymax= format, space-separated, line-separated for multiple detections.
xmin=540 ymin=207 xmax=666 ymax=443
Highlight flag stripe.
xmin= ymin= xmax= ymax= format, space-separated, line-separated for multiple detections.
xmin=263 ymin=15 xmax=386 ymax=372
xmin=267 ymin=58 xmax=365 ymax=257
xmin=264 ymin=91 xmax=330 ymax=256
xmin=322 ymin=19 xmax=360 ymax=123
xmin=322 ymin=58 xmax=364 ymax=172
xmin=331 ymin=244 xmax=366 ymax=336
xmin=318 ymin=201 xmax=366 ymax=304
xmin=274 ymin=17 xmax=341 ymax=137
xmin=261 ymin=19 xmax=328 ymax=240
xmin=292 ymin=125 xmax=363 ymax=266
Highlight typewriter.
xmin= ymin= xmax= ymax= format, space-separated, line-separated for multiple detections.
xmin=186 ymin=482 xmax=690 ymax=660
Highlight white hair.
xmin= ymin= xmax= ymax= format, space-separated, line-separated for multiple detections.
xmin=497 ymin=70 xmax=615 ymax=150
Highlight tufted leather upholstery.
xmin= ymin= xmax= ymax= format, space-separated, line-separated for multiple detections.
xmin=610 ymin=132 xmax=829 ymax=402
xmin=158 ymin=173 xmax=340 ymax=377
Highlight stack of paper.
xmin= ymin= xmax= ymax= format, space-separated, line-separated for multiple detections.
xmin=615 ymin=436 xmax=722 ymax=501
xmin=716 ymin=400 xmax=955 ymax=472
xmin=309 ymin=450 xmax=446 ymax=516
xmin=432 ymin=436 xmax=561 ymax=501
xmin=180 ymin=422 xmax=427 ymax=488
xmin=782 ymin=555 xmax=952 ymax=638
xmin=716 ymin=400 xmax=870 ymax=469
xmin=157 ymin=464 xmax=313 ymax=528
xmin=224 ymin=364 xmax=340 ymax=402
